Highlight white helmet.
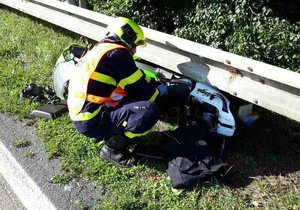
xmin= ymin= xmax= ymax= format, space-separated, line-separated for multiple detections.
xmin=52 ymin=44 xmax=85 ymax=100
xmin=190 ymin=82 xmax=236 ymax=137
xmin=52 ymin=54 xmax=73 ymax=100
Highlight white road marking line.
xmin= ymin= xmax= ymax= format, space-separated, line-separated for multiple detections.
xmin=0 ymin=141 xmax=57 ymax=210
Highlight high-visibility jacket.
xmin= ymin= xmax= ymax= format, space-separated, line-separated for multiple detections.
xmin=68 ymin=42 xmax=159 ymax=121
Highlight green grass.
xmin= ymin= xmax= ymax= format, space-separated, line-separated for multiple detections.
xmin=25 ymin=151 xmax=35 ymax=158
xmin=12 ymin=138 xmax=30 ymax=148
xmin=1 ymin=6 xmax=300 ymax=209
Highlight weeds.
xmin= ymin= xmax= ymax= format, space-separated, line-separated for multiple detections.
xmin=25 ymin=151 xmax=35 ymax=158
xmin=12 ymin=138 xmax=30 ymax=148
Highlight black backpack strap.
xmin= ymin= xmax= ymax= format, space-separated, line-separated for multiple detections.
xmin=62 ymin=43 xmax=94 ymax=62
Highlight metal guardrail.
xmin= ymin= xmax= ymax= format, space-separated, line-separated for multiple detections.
xmin=1 ymin=0 xmax=300 ymax=122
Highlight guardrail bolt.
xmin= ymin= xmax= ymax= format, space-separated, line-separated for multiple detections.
xmin=224 ymin=59 xmax=231 ymax=65
xmin=247 ymin=66 xmax=253 ymax=72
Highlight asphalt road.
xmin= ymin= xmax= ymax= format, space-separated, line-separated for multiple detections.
xmin=0 ymin=113 xmax=104 ymax=210
xmin=0 ymin=174 xmax=25 ymax=210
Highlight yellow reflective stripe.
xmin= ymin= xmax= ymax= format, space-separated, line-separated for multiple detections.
xmin=74 ymin=92 xmax=86 ymax=99
xmin=87 ymin=43 xmax=126 ymax=69
xmin=70 ymin=106 xmax=102 ymax=121
xmin=86 ymin=94 xmax=105 ymax=104
xmin=122 ymin=121 xmax=128 ymax=127
xmin=90 ymin=72 xmax=117 ymax=86
xmin=118 ymin=70 xmax=143 ymax=89
xmin=124 ymin=129 xmax=151 ymax=139
xmin=145 ymin=74 xmax=151 ymax=83
xmin=149 ymin=88 xmax=159 ymax=102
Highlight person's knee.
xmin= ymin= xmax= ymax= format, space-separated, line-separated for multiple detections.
xmin=144 ymin=102 xmax=159 ymax=126
xmin=124 ymin=101 xmax=159 ymax=136
xmin=148 ymin=102 xmax=159 ymax=117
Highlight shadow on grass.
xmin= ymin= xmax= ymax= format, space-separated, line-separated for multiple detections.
xmin=137 ymin=158 xmax=168 ymax=174
xmin=138 ymin=109 xmax=300 ymax=191
xmin=223 ymin=109 xmax=300 ymax=189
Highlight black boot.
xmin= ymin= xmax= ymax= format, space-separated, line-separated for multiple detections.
xmin=100 ymin=135 xmax=134 ymax=168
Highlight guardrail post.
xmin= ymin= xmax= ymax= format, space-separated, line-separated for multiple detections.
xmin=78 ymin=0 xmax=86 ymax=8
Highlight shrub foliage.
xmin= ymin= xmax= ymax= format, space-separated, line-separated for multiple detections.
xmin=86 ymin=0 xmax=299 ymax=72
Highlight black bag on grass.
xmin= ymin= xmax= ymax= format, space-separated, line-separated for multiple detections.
xmin=167 ymin=155 xmax=225 ymax=189
xmin=134 ymin=124 xmax=226 ymax=189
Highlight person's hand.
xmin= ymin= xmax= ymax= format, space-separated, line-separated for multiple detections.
xmin=157 ymin=84 xmax=168 ymax=97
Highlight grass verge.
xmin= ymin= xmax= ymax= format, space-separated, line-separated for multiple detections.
xmin=1 ymin=6 xmax=300 ymax=209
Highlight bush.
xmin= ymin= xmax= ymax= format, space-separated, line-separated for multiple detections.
xmin=174 ymin=0 xmax=233 ymax=49
xmin=224 ymin=0 xmax=300 ymax=72
xmin=86 ymin=0 xmax=196 ymax=33
xmin=86 ymin=0 xmax=300 ymax=72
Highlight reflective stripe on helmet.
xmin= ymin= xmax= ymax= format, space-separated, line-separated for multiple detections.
xmin=106 ymin=17 xmax=145 ymax=49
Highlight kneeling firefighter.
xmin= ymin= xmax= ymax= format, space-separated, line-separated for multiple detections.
xmin=67 ymin=17 xmax=190 ymax=167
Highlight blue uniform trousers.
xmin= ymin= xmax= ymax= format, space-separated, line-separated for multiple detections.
xmin=73 ymin=101 xmax=159 ymax=139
